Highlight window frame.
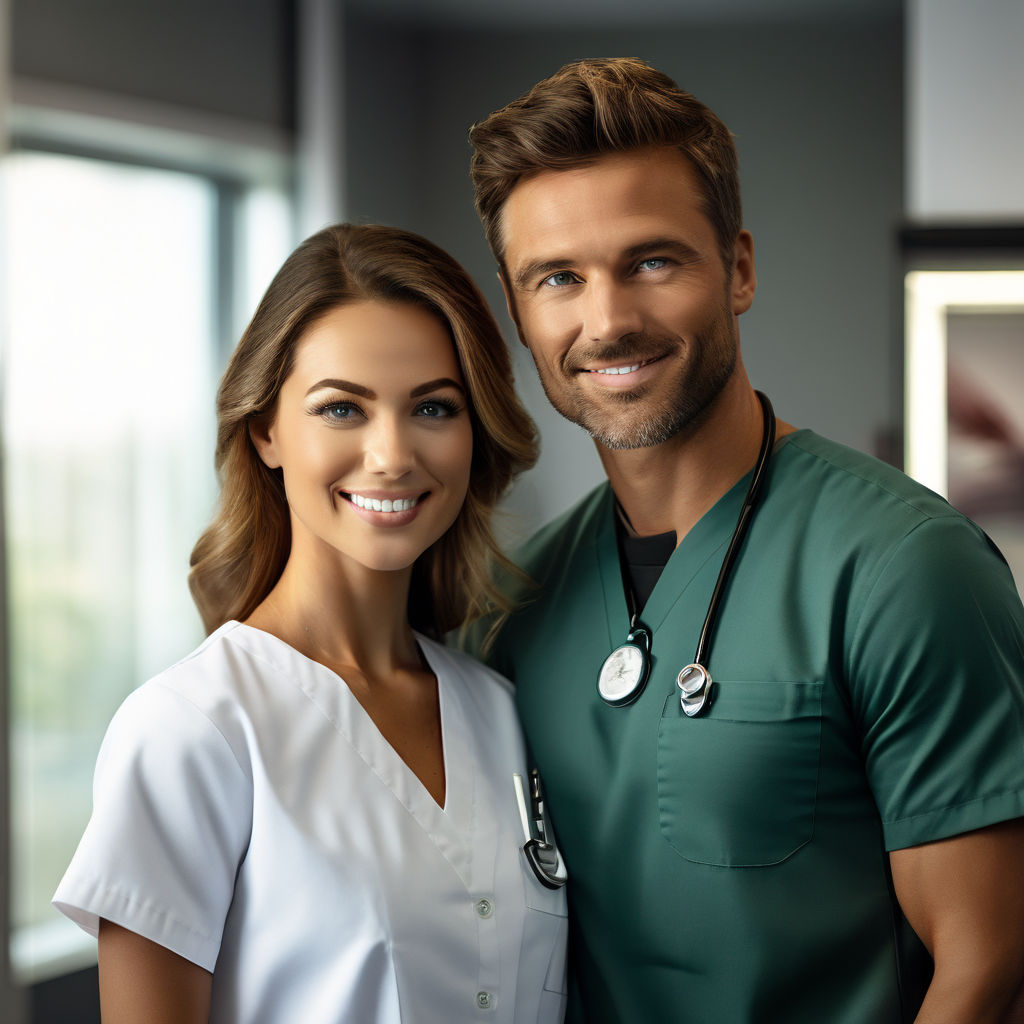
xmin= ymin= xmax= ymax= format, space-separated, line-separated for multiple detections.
xmin=1 ymin=84 xmax=295 ymax=1008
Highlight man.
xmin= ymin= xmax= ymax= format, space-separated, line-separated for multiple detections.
xmin=465 ymin=58 xmax=1024 ymax=1023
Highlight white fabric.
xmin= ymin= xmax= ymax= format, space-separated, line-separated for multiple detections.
xmin=54 ymin=622 xmax=567 ymax=1023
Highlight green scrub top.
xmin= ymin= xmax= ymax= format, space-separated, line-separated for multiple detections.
xmin=479 ymin=431 xmax=1024 ymax=1024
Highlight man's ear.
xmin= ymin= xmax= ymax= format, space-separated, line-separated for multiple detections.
xmin=498 ymin=268 xmax=528 ymax=348
xmin=248 ymin=416 xmax=281 ymax=469
xmin=730 ymin=230 xmax=757 ymax=315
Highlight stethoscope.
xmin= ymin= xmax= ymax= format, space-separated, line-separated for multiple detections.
xmin=597 ymin=392 xmax=776 ymax=717
xmin=513 ymin=768 xmax=567 ymax=889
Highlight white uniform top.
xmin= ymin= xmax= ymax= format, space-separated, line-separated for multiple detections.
xmin=54 ymin=622 xmax=567 ymax=1023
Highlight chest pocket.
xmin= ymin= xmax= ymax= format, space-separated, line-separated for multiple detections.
xmin=518 ymin=850 xmax=569 ymax=1003
xmin=657 ymin=680 xmax=822 ymax=867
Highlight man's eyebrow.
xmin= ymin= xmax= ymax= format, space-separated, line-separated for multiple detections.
xmin=410 ymin=377 xmax=465 ymax=398
xmin=511 ymin=258 xmax=574 ymax=290
xmin=622 ymin=238 xmax=705 ymax=264
xmin=305 ymin=379 xmax=375 ymax=398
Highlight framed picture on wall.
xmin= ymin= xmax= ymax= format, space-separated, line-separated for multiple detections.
xmin=903 ymin=229 xmax=1024 ymax=598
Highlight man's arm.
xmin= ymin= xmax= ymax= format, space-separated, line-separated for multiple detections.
xmin=890 ymin=818 xmax=1024 ymax=1024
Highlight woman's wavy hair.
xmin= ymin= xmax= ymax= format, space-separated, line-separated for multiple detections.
xmin=469 ymin=57 xmax=742 ymax=269
xmin=189 ymin=223 xmax=538 ymax=638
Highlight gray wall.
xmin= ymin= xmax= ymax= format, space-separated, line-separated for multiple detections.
xmin=344 ymin=15 xmax=905 ymax=533
xmin=12 ymin=0 xmax=294 ymax=130
xmin=907 ymin=0 xmax=1024 ymax=220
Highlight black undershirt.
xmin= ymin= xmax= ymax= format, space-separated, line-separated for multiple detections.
xmin=617 ymin=520 xmax=676 ymax=614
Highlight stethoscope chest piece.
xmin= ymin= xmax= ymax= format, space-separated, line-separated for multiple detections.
xmin=676 ymin=663 xmax=713 ymax=717
xmin=597 ymin=627 xmax=651 ymax=707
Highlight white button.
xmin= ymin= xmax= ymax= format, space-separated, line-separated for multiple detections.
xmin=476 ymin=991 xmax=493 ymax=1010
xmin=474 ymin=897 xmax=494 ymax=919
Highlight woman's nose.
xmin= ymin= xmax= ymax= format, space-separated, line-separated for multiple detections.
xmin=363 ymin=418 xmax=414 ymax=477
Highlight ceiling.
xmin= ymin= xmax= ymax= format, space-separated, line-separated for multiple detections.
xmin=346 ymin=0 xmax=902 ymax=28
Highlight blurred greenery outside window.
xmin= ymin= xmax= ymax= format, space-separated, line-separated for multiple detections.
xmin=2 ymin=144 xmax=292 ymax=982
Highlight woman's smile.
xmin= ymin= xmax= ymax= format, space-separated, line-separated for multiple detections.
xmin=340 ymin=489 xmax=429 ymax=526
xmin=343 ymin=491 xmax=425 ymax=514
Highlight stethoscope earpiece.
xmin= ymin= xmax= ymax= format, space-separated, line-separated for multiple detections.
xmin=677 ymin=663 xmax=713 ymax=717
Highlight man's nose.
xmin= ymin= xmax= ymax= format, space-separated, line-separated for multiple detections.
xmin=582 ymin=276 xmax=644 ymax=344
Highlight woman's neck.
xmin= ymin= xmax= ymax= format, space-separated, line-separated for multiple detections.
xmin=245 ymin=537 xmax=447 ymax=808
xmin=244 ymin=548 xmax=422 ymax=680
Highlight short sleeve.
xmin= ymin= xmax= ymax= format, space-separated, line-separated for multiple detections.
xmin=53 ymin=681 xmax=253 ymax=970
xmin=849 ymin=515 xmax=1024 ymax=850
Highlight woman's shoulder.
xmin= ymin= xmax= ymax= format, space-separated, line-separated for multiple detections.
xmin=141 ymin=620 xmax=278 ymax=703
xmin=107 ymin=621 xmax=278 ymax=769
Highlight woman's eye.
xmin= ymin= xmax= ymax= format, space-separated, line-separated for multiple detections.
xmin=542 ymin=271 xmax=578 ymax=288
xmin=317 ymin=402 xmax=360 ymax=422
xmin=416 ymin=399 xmax=460 ymax=419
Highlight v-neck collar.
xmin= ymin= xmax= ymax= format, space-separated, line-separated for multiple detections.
xmin=223 ymin=622 xmax=479 ymax=885
xmin=596 ymin=469 xmax=755 ymax=651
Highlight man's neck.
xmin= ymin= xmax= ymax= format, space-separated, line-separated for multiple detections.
xmin=598 ymin=382 xmax=793 ymax=541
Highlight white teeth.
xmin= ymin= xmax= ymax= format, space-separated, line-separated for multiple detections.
xmin=595 ymin=363 xmax=642 ymax=375
xmin=350 ymin=493 xmax=419 ymax=512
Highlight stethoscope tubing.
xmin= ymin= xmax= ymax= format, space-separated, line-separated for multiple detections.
xmin=692 ymin=391 xmax=776 ymax=669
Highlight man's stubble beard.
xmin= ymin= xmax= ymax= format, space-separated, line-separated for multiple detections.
xmin=532 ymin=314 xmax=738 ymax=452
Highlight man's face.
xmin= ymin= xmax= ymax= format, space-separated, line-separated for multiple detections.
xmin=500 ymin=148 xmax=755 ymax=450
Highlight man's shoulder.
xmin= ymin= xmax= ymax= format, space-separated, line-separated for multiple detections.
xmin=781 ymin=430 xmax=962 ymax=522
xmin=776 ymin=430 xmax=1011 ymax=584
xmin=510 ymin=480 xmax=613 ymax=582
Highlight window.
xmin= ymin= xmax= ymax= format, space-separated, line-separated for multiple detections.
xmin=1 ymin=146 xmax=292 ymax=982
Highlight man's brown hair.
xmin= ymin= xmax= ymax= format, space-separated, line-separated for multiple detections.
xmin=469 ymin=57 xmax=742 ymax=268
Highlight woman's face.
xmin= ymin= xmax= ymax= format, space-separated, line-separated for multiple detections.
xmin=252 ymin=300 xmax=473 ymax=577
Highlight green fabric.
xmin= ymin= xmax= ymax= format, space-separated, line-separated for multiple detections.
xmin=474 ymin=430 xmax=1024 ymax=1024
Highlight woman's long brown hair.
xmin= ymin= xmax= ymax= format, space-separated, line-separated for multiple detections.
xmin=189 ymin=223 xmax=538 ymax=639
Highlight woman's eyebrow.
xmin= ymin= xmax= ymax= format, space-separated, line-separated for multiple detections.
xmin=410 ymin=378 xmax=465 ymax=398
xmin=305 ymin=378 xmax=374 ymax=398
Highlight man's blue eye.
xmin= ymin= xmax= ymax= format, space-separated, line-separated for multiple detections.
xmin=638 ymin=258 xmax=667 ymax=272
xmin=543 ymin=271 xmax=577 ymax=287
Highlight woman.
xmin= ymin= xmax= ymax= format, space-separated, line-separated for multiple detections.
xmin=54 ymin=224 xmax=568 ymax=1022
